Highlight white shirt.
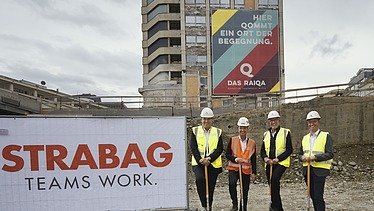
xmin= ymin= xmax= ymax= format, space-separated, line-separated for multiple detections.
xmin=271 ymin=130 xmax=276 ymax=138
xmin=309 ymin=129 xmax=320 ymax=155
xmin=240 ymin=136 xmax=248 ymax=152
xmin=203 ymin=127 xmax=211 ymax=156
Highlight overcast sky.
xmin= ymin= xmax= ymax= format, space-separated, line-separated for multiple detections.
xmin=0 ymin=0 xmax=373 ymax=96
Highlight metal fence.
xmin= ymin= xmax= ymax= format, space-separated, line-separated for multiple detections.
xmin=4 ymin=82 xmax=371 ymax=115
xmin=40 ymin=83 xmax=374 ymax=111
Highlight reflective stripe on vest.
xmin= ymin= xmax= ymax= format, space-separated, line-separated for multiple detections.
xmin=263 ymin=128 xmax=291 ymax=168
xmin=227 ymin=136 xmax=255 ymax=175
xmin=301 ymin=131 xmax=332 ymax=169
xmin=191 ymin=126 xmax=222 ymax=168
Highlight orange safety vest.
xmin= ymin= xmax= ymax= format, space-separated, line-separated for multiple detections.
xmin=227 ymin=136 xmax=256 ymax=175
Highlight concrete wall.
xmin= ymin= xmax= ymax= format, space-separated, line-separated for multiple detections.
xmin=0 ymin=89 xmax=41 ymax=115
xmin=47 ymin=96 xmax=374 ymax=148
xmin=207 ymin=96 xmax=374 ymax=149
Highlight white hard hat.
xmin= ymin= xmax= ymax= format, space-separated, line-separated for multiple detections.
xmin=306 ymin=111 xmax=321 ymax=120
xmin=200 ymin=107 xmax=214 ymax=118
xmin=237 ymin=117 xmax=249 ymax=127
xmin=267 ymin=110 xmax=280 ymax=119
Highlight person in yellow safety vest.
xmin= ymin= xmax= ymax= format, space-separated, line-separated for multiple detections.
xmin=226 ymin=117 xmax=257 ymax=211
xmin=299 ymin=111 xmax=334 ymax=211
xmin=190 ymin=107 xmax=223 ymax=211
xmin=261 ymin=110 xmax=293 ymax=211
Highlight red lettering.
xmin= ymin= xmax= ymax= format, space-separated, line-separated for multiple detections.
xmin=2 ymin=145 xmax=23 ymax=172
xmin=99 ymin=144 xmax=120 ymax=169
xmin=2 ymin=141 xmax=173 ymax=172
xmin=23 ymin=145 xmax=44 ymax=171
xmin=147 ymin=141 xmax=173 ymax=167
xmin=46 ymin=145 xmax=69 ymax=170
xmin=121 ymin=143 xmax=146 ymax=168
xmin=70 ymin=144 xmax=98 ymax=170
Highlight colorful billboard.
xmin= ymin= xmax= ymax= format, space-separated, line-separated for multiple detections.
xmin=212 ymin=9 xmax=280 ymax=95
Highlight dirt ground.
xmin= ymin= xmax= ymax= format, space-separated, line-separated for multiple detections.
xmin=188 ymin=178 xmax=374 ymax=210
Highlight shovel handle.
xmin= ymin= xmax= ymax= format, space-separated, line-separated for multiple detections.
xmin=239 ymin=164 xmax=244 ymax=210
xmin=204 ymin=165 xmax=209 ymax=211
xmin=269 ymin=163 xmax=273 ymax=196
xmin=307 ymin=161 xmax=311 ymax=210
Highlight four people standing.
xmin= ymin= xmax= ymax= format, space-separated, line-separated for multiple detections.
xmin=261 ymin=111 xmax=293 ymax=211
xmin=226 ymin=117 xmax=257 ymax=211
xmin=299 ymin=111 xmax=334 ymax=211
xmin=190 ymin=108 xmax=333 ymax=211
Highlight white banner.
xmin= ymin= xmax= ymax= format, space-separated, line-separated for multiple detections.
xmin=0 ymin=117 xmax=187 ymax=211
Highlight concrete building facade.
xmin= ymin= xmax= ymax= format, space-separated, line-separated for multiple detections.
xmin=347 ymin=68 xmax=374 ymax=97
xmin=140 ymin=0 xmax=284 ymax=108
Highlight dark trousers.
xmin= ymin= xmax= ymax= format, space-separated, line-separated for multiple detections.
xmin=266 ymin=164 xmax=287 ymax=211
xmin=193 ymin=165 xmax=221 ymax=208
xmin=304 ymin=168 xmax=326 ymax=211
xmin=228 ymin=170 xmax=251 ymax=211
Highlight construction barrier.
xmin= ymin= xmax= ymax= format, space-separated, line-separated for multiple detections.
xmin=0 ymin=116 xmax=187 ymax=211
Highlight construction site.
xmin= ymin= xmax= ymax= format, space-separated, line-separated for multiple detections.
xmin=1 ymin=75 xmax=373 ymax=210
xmin=187 ymin=96 xmax=374 ymax=210
xmin=1 ymin=0 xmax=374 ymax=210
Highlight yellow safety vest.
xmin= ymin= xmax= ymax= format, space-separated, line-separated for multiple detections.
xmin=191 ymin=126 xmax=222 ymax=168
xmin=263 ymin=128 xmax=291 ymax=168
xmin=301 ymin=131 xmax=332 ymax=170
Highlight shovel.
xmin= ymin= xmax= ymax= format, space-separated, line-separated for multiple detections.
xmin=307 ymin=161 xmax=311 ymax=211
xmin=204 ymin=165 xmax=210 ymax=211
xmin=239 ymin=164 xmax=244 ymax=211
xmin=269 ymin=163 xmax=273 ymax=211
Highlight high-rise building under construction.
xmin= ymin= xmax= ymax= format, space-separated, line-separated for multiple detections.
xmin=139 ymin=0 xmax=284 ymax=108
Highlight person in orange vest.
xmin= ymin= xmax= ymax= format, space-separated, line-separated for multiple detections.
xmin=261 ymin=110 xmax=293 ymax=211
xmin=190 ymin=107 xmax=223 ymax=211
xmin=299 ymin=111 xmax=334 ymax=211
xmin=226 ymin=117 xmax=257 ymax=211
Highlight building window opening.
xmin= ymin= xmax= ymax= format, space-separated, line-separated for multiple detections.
xmin=197 ymin=55 xmax=207 ymax=64
xmin=196 ymin=0 xmax=206 ymax=5
xmin=234 ymin=0 xmax=244 ymax=9
xmin=148 ymin=21 xmax=167 ymax=39
xmin=186 ymin=35 xmax=206 ymax=45
xmin=258 ymin=0 xmax=279 ymax=9
xmin=200 ymin=97 xmax=208 ymax=107
xmin=147 ymin=4 xmax=167 ymax=21
xmin=170 ymin=38 xmax=181 ymax=47
xmin=186 ymin=55 xmax=207 ymax=66
xmin=170 ymin=71 xmax=182 ymax=84
xmin=186 ymin=16 xmax=206 ymax=26
xmin=169 ymin=21 xmax=180 ymax=30
xmin=170 ymin=54 xmax=181 ymax=64
xmin=149 ymin=55 xmax=168 ymax=72
xmin=148 ymin=38 xmax=168 ymax=56
xmin=210 ymin=0 xmax=229 ymax=7
xmin=147 ymin=0 xmax=155 ymax=5
xmin=185 ymin=0 xmax=195 ymax=4
xmin=169 ymin=4 xmax=180 ymax=13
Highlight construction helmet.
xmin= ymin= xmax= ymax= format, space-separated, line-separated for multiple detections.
xmin=200 ymin=107 xmax=214 ymax=118
xmin=306 ymin=111 xmax=321 ymax=120
xmin=237 ymin=117 xmax=249 ymax=127
xmin=267 ymin=110 xmax=280 ymax=119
